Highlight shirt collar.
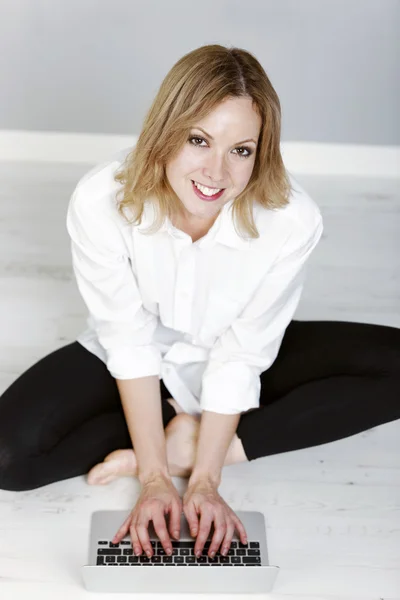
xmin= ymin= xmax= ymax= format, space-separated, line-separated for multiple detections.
xmin=137 ymin=197 xmax=250 ymax=250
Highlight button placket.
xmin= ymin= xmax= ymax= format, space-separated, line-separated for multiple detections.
xmin=174 ymin=246 xmax=196 ymax=332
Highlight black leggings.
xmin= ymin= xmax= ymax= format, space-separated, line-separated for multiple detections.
xmin=0 ymin=319 xmax=399 ymax=491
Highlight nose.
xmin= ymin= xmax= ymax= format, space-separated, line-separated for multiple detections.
xmin=202 ymin=150 xmax=227 ymax=187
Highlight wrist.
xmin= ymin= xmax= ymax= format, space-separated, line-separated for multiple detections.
xmin=138 ymin=467 xmax=172 ymax=486
xmin=188 ymin=470 xmax=221 ymax=489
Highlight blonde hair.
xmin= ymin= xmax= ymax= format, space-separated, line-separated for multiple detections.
xmin=115 ymin=44 xmax=293 ymax=239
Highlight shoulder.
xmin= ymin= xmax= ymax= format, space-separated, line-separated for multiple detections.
xmin=68 ymin=147 xmax=132 ymax=224
xmin=253 ymin=173 xmax=323 ymax=241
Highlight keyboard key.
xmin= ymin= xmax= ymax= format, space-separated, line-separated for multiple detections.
xmin=162 ymin=556 xmax=173 ymax=564
xmin=123 ymin=549 xmax=133 ymax=556
xmin=140 ymin=556 xmax=150 ymax=563
xmin=128 ymin=556 xmax=139 ymax=563
xmin=96 ymin=556 xmax=105 ymax=565
xmin=231 ymin=556 xmax=242 ymax=564
xmin=109 ymin=542 xmax=119 ymax=548
xmin=105 ymin=556 xmax=116 ymax=563
xmin=174 ymin=556 xmax=184 ymax=563
xmin=243 ymin=557 xmax=261 ymax=564
xmin=117 ymin=556 xmax=127 ymax=563
xmin=220 ymin=556 xmax=230 ymax=563
xmin=98 ymin=549 xmax=121 ymax=555
xmin=98 ymin=541 xmax=108 ymax=545
xmin=151 ymin=556 xmax=161 ymax=563
xmin=248 ymin=549 xmax=260 ymax=556
xmin=249 ymin=542 xmax=259 ymax=548
xmin=196 ymin=556 xmax=207 ymax=563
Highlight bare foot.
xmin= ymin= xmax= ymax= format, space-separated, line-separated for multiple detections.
xmin=87 ymin=413 xmax=199 ymax=484
xmin=164 ymin=414 xmax=248 ymax=474
xmin=87 ymin=448 xmax=138 ymax=485
xmin=87 ymin=406 xmax=247 ymax=485
xmin=163 ymin=413 xmax=201 ymax=477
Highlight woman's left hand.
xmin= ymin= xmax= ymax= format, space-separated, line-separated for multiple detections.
xmin=182 ymin=478 xmax=248 ymax=558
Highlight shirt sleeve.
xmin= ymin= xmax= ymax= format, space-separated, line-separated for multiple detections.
xmin=200 ymin=213 xmax=324 ymax=415
xmin=66 ymin=186 xmax=162 ymax=380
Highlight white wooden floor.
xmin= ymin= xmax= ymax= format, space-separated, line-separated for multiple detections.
xmin=0 ymin=161 xmax=399 ymax=599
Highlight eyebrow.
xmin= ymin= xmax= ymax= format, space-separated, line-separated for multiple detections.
xmin=193 ymin=127 xmax=257 ymax=146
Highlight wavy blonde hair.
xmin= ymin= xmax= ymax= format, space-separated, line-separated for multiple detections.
xmin=115 ymin=44 xmax=293 ymax=239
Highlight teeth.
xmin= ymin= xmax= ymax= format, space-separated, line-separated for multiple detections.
xmin=193 ymin=181 xmax=222 ymax=196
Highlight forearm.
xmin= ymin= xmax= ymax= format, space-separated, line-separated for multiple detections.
xmin=188 ymin=410 xmax=241 ymax=488
xmin=116 ymin=375 xmax=171 ymax=484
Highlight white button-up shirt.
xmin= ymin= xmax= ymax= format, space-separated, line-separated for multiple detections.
xmin=66 ymin=148 xmax=324 ymax=416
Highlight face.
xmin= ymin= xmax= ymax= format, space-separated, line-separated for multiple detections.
xmin=165 ymin=96 xmax=262 ymax=230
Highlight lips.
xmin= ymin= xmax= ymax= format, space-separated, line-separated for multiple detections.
xmin=191 ymin=180 xmax=225 ymax=202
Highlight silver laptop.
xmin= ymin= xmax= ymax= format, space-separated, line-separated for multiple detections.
xmin=81 ymin=509 xmax=280 ymax=593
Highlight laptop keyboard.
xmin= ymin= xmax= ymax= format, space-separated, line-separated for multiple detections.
xmin=96 ymin=539 xmax=261 ymax=566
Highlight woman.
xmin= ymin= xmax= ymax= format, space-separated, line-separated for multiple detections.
xmin=0 ymin=45 xmax=399 ymax=564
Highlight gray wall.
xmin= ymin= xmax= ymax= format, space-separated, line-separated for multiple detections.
xmin=0 ymin=0 xmax=399 ymax=145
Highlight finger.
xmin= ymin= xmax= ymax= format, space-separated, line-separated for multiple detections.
xmin=112 ymin=514 xmax=132 ymax=544
xmin=183 ymin=503 xmax=199 ymax=538
xmin=233 ymin=515 xmax=248 ymax=545
xmin=194 ymin=509 xmax=213 ymax=558
xmin=168 ymin=499 xmax=182 ymax=540
xmin=152 ymin=510 xmax=173 ymax=555
xmin=208 ymin=511 xmax=226 ymax=558
xmin=136 ymin=518 xmax=153 ymax=558
xmin=220 ymin=519 xmax=235 ymax=555
xmin=129 ymin=523 xmax=143 ymax=556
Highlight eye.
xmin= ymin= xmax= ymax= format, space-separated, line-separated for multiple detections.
xmin=188 ymin=136 xmax=253 ymax=159
xmin=188 ymin=136 xmax=207 ymax=147
xmin=232 ymin=146 xmax=253 ymax=159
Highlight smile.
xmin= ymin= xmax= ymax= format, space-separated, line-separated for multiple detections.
xmin=193 ymin=180 xmax=223 ymax=195
xmin=191 ymin=180 xmax=225 ymax=202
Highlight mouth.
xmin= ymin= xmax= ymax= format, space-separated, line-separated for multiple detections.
xmin=191 ymin=180 xmax=226 ymax=202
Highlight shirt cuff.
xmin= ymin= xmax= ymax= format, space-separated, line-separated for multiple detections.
xmin=200 ymin=361 xmax=260 ymax=415
xmin=106 ymin=344 xmax=162 ymax=380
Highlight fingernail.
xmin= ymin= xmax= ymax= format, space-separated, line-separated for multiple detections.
xmin=196 ymin=551 xmax=201 ymax=558
xmin=146 ymin=551 xmax=152 ymax=558
xmin=174 ymin=531 xmax=179 ymax=539
xmin=167 ymin=547 xmax=172 ymax=555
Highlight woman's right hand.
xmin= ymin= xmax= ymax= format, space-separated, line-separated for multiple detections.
xmin=111 ymin=472 xmax=183 ymax=558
